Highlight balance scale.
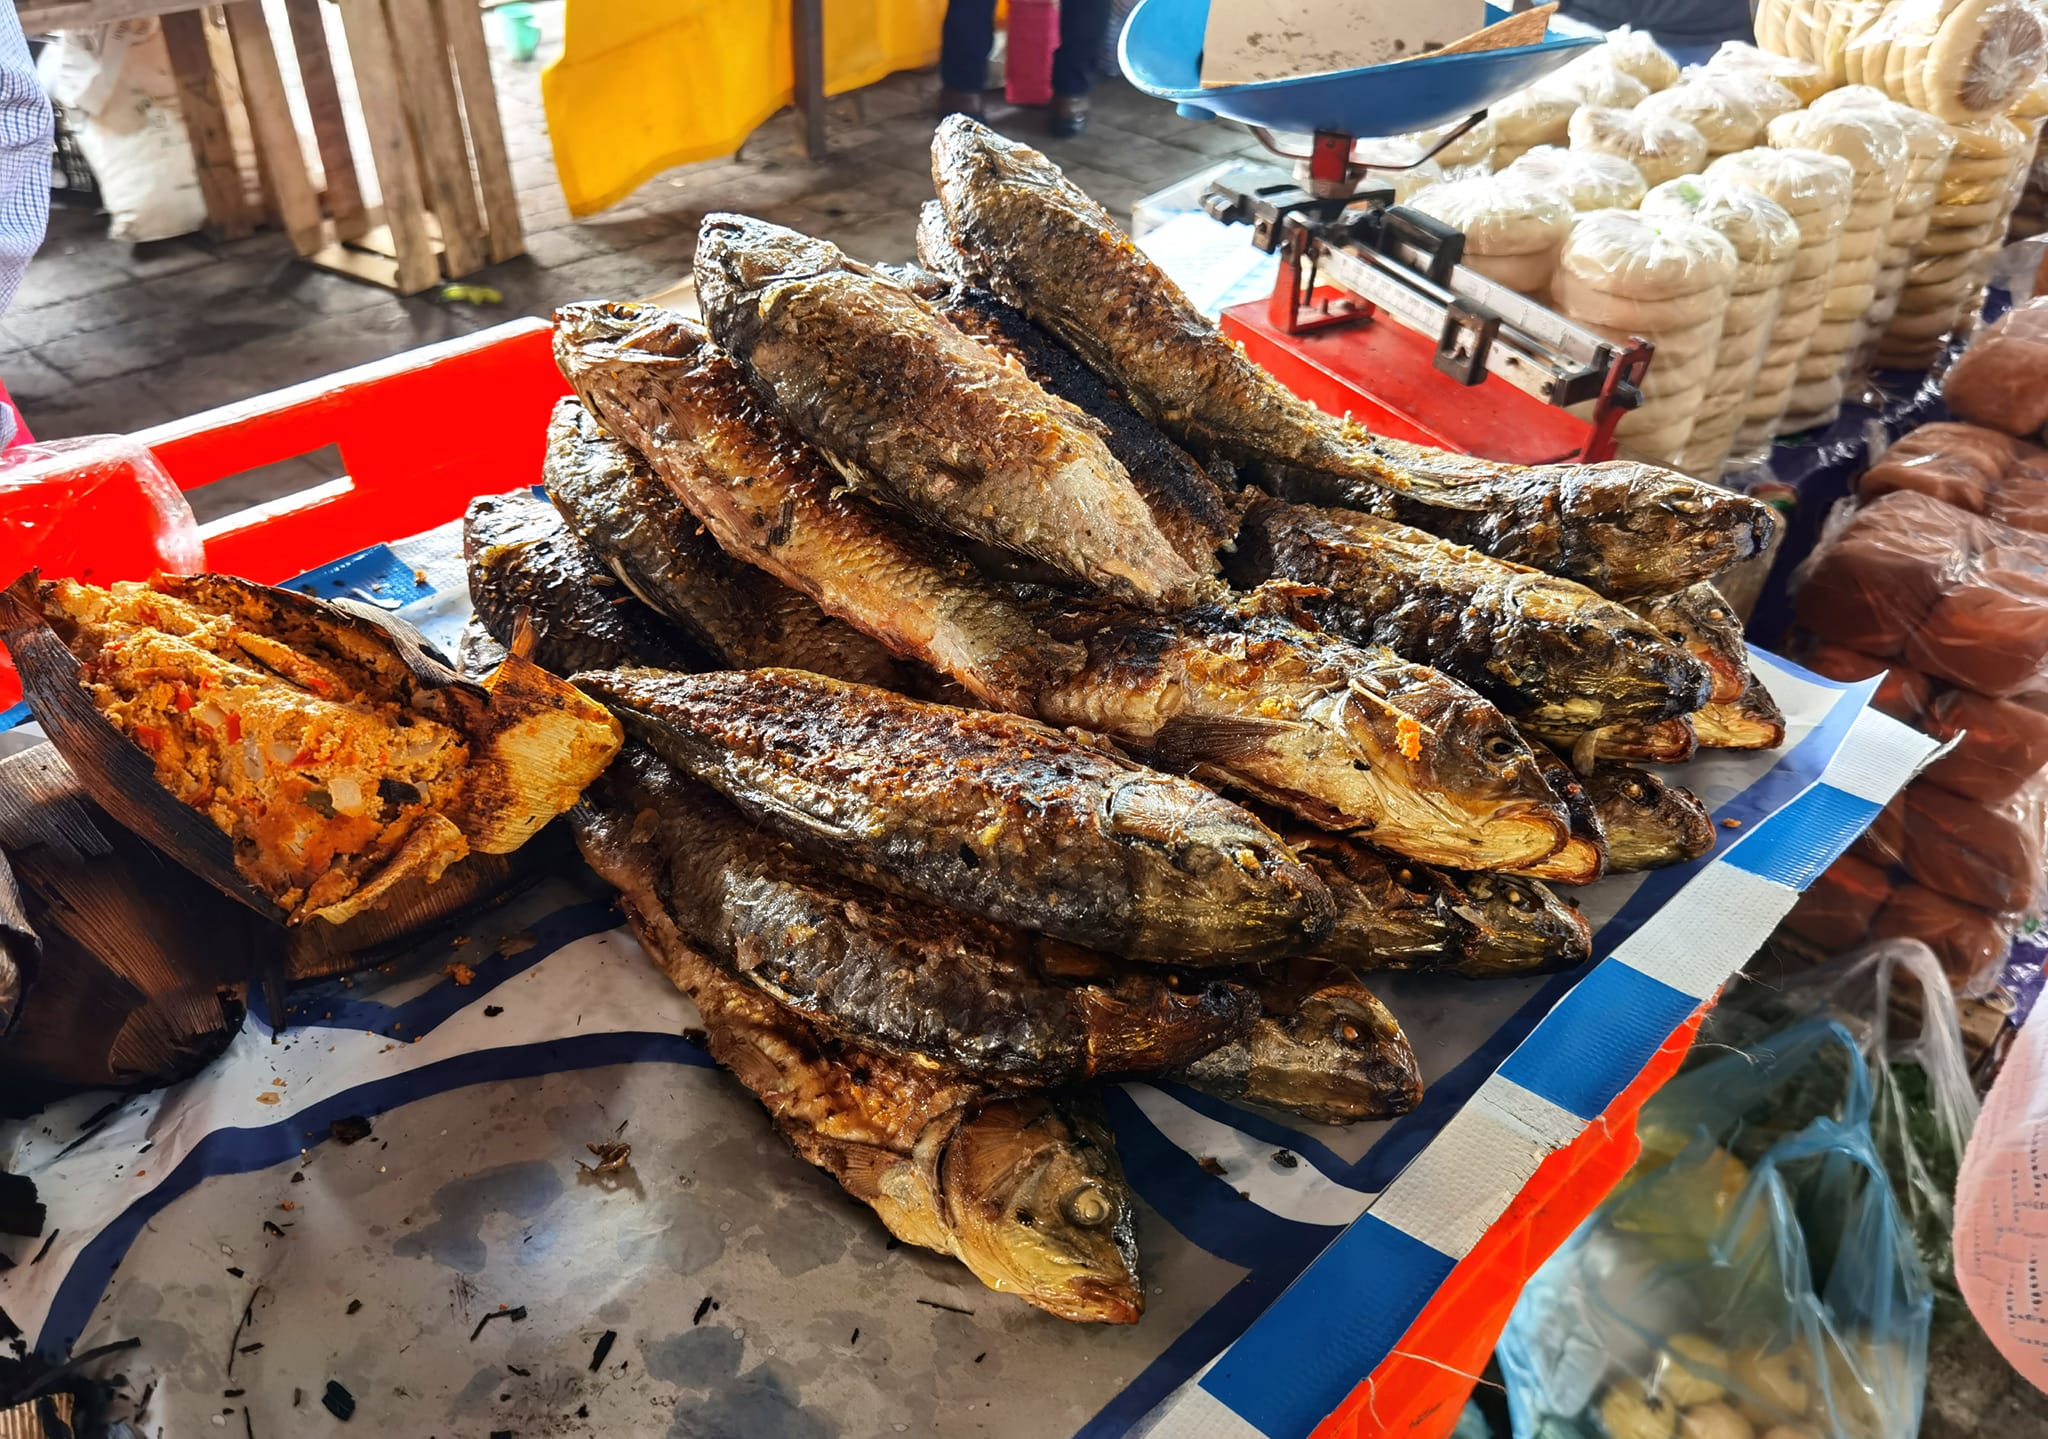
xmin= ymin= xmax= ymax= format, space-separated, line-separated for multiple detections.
xmin=1121 ymin=0 xmax=1652 ymax=465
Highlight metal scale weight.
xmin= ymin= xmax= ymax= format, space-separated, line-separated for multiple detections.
xmin=1121 ymin=0 xmax=1652 ymax=464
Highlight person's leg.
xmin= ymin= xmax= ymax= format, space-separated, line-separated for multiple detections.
xmin=940 ymin=0 xmax=998 ymax=97
xmin=1051 ymin=0 xmax=1112 ymax=96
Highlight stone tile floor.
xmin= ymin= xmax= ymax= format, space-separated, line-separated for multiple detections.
xmin=0 ymin=12 xmax=1266 ymax=522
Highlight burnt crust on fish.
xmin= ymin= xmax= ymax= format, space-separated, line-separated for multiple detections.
xmin=1630 ymin=583 xmax=1749 ymax=705
xmin=574 ymin=789 xmax=1143 ymax=1322
xmin=552 ymin=302 xmax=1080 ymax=714
xmin=1692 ymin=675 xmax=1786 ymax=752
xmin=1503 ymin=740 xmax=1608 ymax=887
xmin=928 ymin=116 xmax=1772 ymax=595
xmin=692 ymin=214 xmax=1208 ymax=608
xmin=1025 ymin=585 xmax=1573 ymax=871
xmin=1584 ymin=762 xmax=1716 ymax=872
xmin=573 ymin=667 xmax=1335 ymax=965
xmin=1527 ymin=716 xmax=1700 ymax=768
xmin=542 ymin=398 xmax=906 ymax=688
xmin=1171 ymin=959 xmax=1422 ymax=1124
xmin=1233 ymin=495 xmax=1709 ymax=725
xmin=462 ymin=491 xmax=705 ymax=677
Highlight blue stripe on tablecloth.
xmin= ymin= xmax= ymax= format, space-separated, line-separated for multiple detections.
xmin=1720 ymin=782 xmax=1883 ymax=888
xmin=279 ymin=542 xmax=435 ymax=606
xmin=1495 ymin=960 xmax=1699 ymax=1121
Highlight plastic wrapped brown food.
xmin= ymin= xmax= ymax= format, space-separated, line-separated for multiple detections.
xmin=1991 ymin=441 xmax=2048 ymax=531
xmin=1858 ymin=420 xmax=2017 ymax=512
xmin=1903 ymin=540 xmax=2048 ymax=693
xmin=1924 ymin=687 xmax=2048 ymax=801
xmin=1783 ymin=853 xmax=1893 ymax=950
xmin=1853 ymin=790 xmax=1909 ymax=866
xmin=1901 ymin=776 xmax=2047 ymax=911
xmin=1792 ymin=491 xmax=1972 ymax=656
xmin=1942 ymin=296 xmax=2048 ymax=435
xmin=1870 ymin=883 xmax=2011 ymax=992
xmin=1796 ymin=642 xmax=1935 ymax=722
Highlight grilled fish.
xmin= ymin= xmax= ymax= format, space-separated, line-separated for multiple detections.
xmin=929 ymin=117 xmax=1772 ymax=595
xmin=1287 ymin=828 xmax=1592 ymax=977
xmin=463 ymin=491 xmax=703 ymax=676
xmin=1170 ymin=960 xmax=1422 ymax=1124
xmin=553 ymin=302 xmax=1076 ymax=714
xmin=542 ymin=398 xmax=905 ymax=688
xmin=1693 ymin=676 xmax=1786 ymax=751
xmin=920 ymin=278 xmax=1242 ymax=575
xmin=1233 ymin=495 xmax=1709 ymax=725
xmin=1028 ymin=586 xmax=1572 ymax=871
xmin=575 ymin=790 xmax=1141 ymax=1322
xmin=454 ymin=613 xmax=507 ymax=680
xmin=1528 ymin=717 xmax=1699 ymax=768
xmin=693 ymin=214 xmax=1207 ymax=608
xmin=1630 ymin=584 xmax=1749 ymax=704
xmin=916 ymin=196 xmax=974 ymax=281
xmin=1584 ymin=763 xmax=1716 ymax=872
xmin=1505 ymin=741 xmax=1608 ymax=887
xmin=574 ymin=667 xmax=1333 ymax=964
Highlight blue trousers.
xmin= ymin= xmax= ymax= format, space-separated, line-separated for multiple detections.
xmin=940 ymin=0 xmax=1112 ymax=97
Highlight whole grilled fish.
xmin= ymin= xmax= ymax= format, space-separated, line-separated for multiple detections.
xmin=542 ymin=398 xmax=905 ymax=688
xmin=1585 ymin=763 xmax=1715 ymax=872
xmin=1630 ymin=584 xmax=1749 ymax=704
xmin=693 ymin=214 xmax=1207 ymax=608
xmin=575 ymin=792 xmax=1141 ymax=1322
xmin=575 ymin=667 xmax=1333 ymax=964
xmin=586 ymin=744 xmax=1252 ymax=1080
xmin=1233 ymin=496 xmax=1710 ymax=726
xmin=1170 ymin=960 xmax=1422 ymax=1124
xmin=1528 ymin=717 xmax=1699 ymax=768
xmin=1505 ymin=741 xmax=1608 ymax=887
xmin=919 ymin=277 xmax=1242 ymax=575
xmin=929 ymin=117 xmax=1772 ymax=596
xmin=1287 ymin=828 xmax=1592 ymax=977
xmin=462 ymin=491 xmax=703 ymax=675
xmin=553 ymin=302 xmax=1076 ymax=714
xmin=1028 ymin=586 xmax=1572 ymax=871
xmin=1693 ymin=676 xmax=1786 ymax=751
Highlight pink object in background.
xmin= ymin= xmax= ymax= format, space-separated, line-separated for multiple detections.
xmin=1006 ymin=0 xmax=1060 ymax=106
xmin=1956 ymin=1007 xmax=2048 ymax=1392
xmin=0 ymin=376 xmax=30 ymax=447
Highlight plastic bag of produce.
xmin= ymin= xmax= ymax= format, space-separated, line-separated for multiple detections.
xmin=1498 ymin=971 xmax=1940 ymax=1439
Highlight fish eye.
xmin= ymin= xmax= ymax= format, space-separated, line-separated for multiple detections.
xmin=1484 ymin=734 xmax=1518 ymax=760
xmin=1625 ymin=780 xmax=1655 ymax=806
xmin=1666 ymin=630 xmax=1686 ymax=645
xmin=1014 ymin=1208 xmax=1036 ymax=1227
xmin=1335 ymin=1019 xmax=1362 ymax=1045
xmin=1505 ymin=886 xmax=1531 ymax=909
xmin=1063 ymin=1185 xmax=1113 ymax=1228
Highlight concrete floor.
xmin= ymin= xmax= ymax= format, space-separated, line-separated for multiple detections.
xmin=0 ymin=26 xmax=1266 ymax=524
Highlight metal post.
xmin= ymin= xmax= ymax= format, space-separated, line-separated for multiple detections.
xmin=792 ymin=0 xmax=827 ymax=162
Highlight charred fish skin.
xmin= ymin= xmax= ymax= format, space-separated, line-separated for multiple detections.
xmin=1504 ymin=740 xmax=1608 ymax=887
xmin=552 ymin=302 xmax=1077 ymax=715
xmin=929 ymin=117 xmax=1773 ymax=595
xmin=589 ymin=745 xmax=1253 ymax=1080
xmin=1527 ymin=717 xmax=1700 ymax=768
xmin=692 ymin=214 xmax=1208 ymax=609
xmin=1027 ymin=586 xmax=1573 ymax=871
xmin=541 ymin=398 xmax=905 ymax=688
xmin=574 ymin=793 xmax=1143 ymax=1323
xmin=1585 ymin=762 xmax=1715 ymax=872
xmin=923 ymin=281 xmax=1243 ymax=576
xmin=1629 ymin=583 xmax=1750 ymax=705
xmin=1447 ymin=870 xmax=1594 ymax=977
xmin=1171 ymin=960 xmax=1422 ymax=1124
xmin=1233 ymin=496 xmax=1710 ymax=725
xmin=1692 ymin=676 xmax=1786 ymax=752
xmin=461 ymin=491 xmax=705 ymax=676
xmin=916 ymin=197 xmax=974 ymax=282
xmin=574 ymin=667 xmax=1335 ymax=965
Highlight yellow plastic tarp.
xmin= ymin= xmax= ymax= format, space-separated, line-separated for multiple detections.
xmin=542 ymin=0 xmax=947 ymax=217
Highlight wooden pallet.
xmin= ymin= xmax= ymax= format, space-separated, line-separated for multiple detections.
xmin=20 ymin=0 xmax=523 ymax=292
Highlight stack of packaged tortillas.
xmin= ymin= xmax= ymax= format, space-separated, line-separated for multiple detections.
xmin=1640 ymin=177 xmax=1802 ymax=476
xmin=1766 ymin=107 xmax=1910 ymax=429
xmin=1875 ymin=112 xmax=2031 ymax=366
xmin=1492 ymin=86 xmax=1579 ymax=169
xmin=1602 ymin=27 xmax=1682 ymax=93
xmin=1400 ymin=116 xmax=1496 ymax=171
xmin=1403 ymin=173 xmax=1575 ymax=294
xmin=1705 ymin=145 xmax=1858 ymax=447
xmin=1832 ymin=0 xmax=2048 ymax=122
xmin=1503 ymin=146 xmax=1649 ymax=210
xmin=1348 ymin=137 xmax=1444 ymax=202
xmin=1705 ymin=39 xmax=1836 ymax=104
xmin=1637 ymin=76 xmax=1775 ymax=158
xmin=1550 ymin=208 xmax=1738 ymax=464
xmin=1809 ymin=86 xmax=1960 ymax=366
xmin=1569 ymin=105 xmax=1710 ymax=186
xmin=1488 ymin=32 xmax=1669 ymax=170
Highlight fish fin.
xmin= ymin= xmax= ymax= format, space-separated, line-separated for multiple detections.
xmin=509 ymin=610 xmax=539 ymax=663
xmin=1148 ymin=712 xmax=1299 ymax=768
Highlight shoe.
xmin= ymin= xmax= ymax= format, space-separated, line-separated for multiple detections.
xmin=937 ymin=86 xmax=986 ymax=119
xmin=1048 ymin=93 xmax=1089 ymax=137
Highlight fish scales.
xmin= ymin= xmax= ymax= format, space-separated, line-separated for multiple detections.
xmin=1234 ymin=495 xmax=1709 ymax=725
xmin=693 ymin=214 xmax=1207 ymax=608
xmin=552 ymin=302 xmax=1075 ymax=714
xmin=1585 ymin=763 xmax=1716 ymax=871
xmin=572 ymin=667 xmax=1334 ymax=964
xmin=1630 ymin=583 xmax=1751 ymax=705
xmin=929 ymin=116 xmax=1773 ymax=596
xmin=573 ymin=780 xmax=1142 ymax=1322
xmin=541 ymin=398 xmax=905 ymax=688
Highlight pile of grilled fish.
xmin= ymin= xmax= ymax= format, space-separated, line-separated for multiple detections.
xmin=456 ymin=120 xmax=1784 ymax=1324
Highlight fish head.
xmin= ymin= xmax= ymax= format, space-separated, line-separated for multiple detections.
xmin=1447 ymin=871 xmax=1592 ymax=975
xmin=1557 ymin=465 xmax=1776 ymax=595
xmin=1244 ymin=964 xmax=1423 ymax=1122
xmin=932 ymin=114 xmax=1063 ymax=198
xmin=938 ymin=1095 xmax=1142 ymax=1324
xmin=1512 ymin=578 xmax=1714 ymax=723
xmin=1587 ymin=764 xmax=1716 ymax=869
xmin=1634 ymin=584 xmax=1749 ymax=704
xmin=695 ymin=214 xmax=852 ymax=307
